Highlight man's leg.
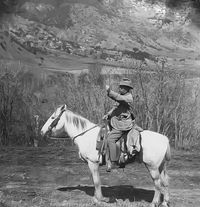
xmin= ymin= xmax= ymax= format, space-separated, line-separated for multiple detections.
xmin=107 ymin=129 xmax=123 ymax=161
xmin=106 ymin=129 xmax=124 ymax=171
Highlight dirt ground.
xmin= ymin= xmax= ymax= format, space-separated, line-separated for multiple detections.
xmin=0 ymin=142 xmax=200 ymax=207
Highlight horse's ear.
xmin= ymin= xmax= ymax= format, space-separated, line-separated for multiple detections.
xmin=61 ymin=104 xmax=67 ymax=111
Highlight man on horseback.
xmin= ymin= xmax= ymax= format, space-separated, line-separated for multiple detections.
xmin=104 ymin=78 xmax=142 ymax=172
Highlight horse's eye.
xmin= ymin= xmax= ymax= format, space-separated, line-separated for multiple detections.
xmin=51 ymin=117 xmax=55 ymax=119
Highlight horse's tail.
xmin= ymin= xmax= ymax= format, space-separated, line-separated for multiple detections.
xmin=165 ymin=141 xmax=171 ymax=162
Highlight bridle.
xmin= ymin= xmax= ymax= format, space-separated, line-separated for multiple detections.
xmin=47 ymin=109 xmax=98 ymax=142
xmin=47 ymin=109 xmax=66 ymax=134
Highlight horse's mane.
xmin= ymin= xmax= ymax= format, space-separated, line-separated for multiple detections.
xmin=64 ymin=109 xmax=92 ymax=130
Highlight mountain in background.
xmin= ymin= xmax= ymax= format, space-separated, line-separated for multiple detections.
xmin=1 ymin=0 xmax=200 ymax=75
xmin=1 ymin=0 xmax=200 ymax=147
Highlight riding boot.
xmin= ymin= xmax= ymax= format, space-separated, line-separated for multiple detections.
xmin=111 ymin=161 xmax=119 ymax=169
xmin=106 ymin=161 xmax=119 ymax=172
xmin=106 ymin=159 xmax=112 ymax=172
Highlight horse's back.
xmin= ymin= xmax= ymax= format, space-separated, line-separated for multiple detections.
xmin=141 ymin=130 xmax=169 ymax=145
xmin=141 ymin=130 xmax=170 ymax=166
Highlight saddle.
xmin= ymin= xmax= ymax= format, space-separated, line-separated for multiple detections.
xmin=96 ymin=123 xmax=143 ymax=167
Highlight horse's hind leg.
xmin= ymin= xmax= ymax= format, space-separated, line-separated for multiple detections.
xmin=160 ymin=165 xmax=170 ymax=207
xmin=148 ymin=168 xmax=162 ymax=207
xmin=148 ymin=166 xmax=169 ymax=207
xmin=87 ymin=160 xmax=108 ymax=203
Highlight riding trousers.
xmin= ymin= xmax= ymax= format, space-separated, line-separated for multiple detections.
xmin=107 ymin=129 xmax=127 ymax=162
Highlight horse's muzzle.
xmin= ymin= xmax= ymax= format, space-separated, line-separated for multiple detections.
xmin=41 ymin=126 xmax=53 ymax=138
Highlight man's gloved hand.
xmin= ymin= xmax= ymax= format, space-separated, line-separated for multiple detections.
xmin=102 ymin=114 xmax=109 ymax=120
xmin=105 ymin=85 xmax=110 ymax=91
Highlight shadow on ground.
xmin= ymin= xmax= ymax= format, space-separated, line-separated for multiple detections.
xmin=57 ymin=185 xmax=154 ymax=203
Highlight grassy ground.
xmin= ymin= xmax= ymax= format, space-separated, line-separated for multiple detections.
xmin=0 ymin=144 xmax=199 ymax=207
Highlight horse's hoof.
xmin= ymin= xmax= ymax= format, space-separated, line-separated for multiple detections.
xmin=159 ymin=202 xmax=170 ymax=207
xmin=93 ymin=196 xmax=109 ymax=203
xmin=93 ymin=196 xmax=99 ymax=203
xmin=149 ymin=203 xmax=159 ymax=207
xmin=100 ymin=197 xmax=109 ymax=203
xmin=106 ymin=166 xmax=111 ymax=172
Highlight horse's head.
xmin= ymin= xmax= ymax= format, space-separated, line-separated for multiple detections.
xmin=40 ymin=104 xmax=67 ymax=138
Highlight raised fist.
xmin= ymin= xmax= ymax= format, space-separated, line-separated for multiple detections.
xmin=106 ymin=85 xmax=110 ymax=91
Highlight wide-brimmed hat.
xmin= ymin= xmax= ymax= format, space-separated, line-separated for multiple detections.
xmin=119 ymin=78 xmax=133 ymax=89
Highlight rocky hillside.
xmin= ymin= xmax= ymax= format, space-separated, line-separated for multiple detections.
xmin=1 ymin=0 xmax=200 ymax=75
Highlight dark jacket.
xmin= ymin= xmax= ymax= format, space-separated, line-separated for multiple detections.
xmin=106 ymin=89 xmax=134 ymax=131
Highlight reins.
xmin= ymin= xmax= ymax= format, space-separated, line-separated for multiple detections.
xmin=72 ymin=125 xmax=98 ymax=142
xmin=49 ymin=125 xmax=98 ymax=142
xmin=48 ymin=109 xmax=99 ymax=142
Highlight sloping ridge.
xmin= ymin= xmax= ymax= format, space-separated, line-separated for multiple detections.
xmin=0 ymin=31 xmax=37 ymax=64
xmin=0 ymin=31 xmax=50 ymax=79
xmin=0 ymin=30 xmax=94 ymax=76
xmin=2 ymin=0 xmax=200 ymax=76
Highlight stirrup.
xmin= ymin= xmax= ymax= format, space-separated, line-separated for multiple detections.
xmin=119 ymin=153 xmax=128 ymax=163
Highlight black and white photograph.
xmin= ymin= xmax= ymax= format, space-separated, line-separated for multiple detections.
xmin=0 ymin=0 xmax=200 ymax=207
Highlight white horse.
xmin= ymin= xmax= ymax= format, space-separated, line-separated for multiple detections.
xmin=40 ymin=104 xmax=171 ymax=207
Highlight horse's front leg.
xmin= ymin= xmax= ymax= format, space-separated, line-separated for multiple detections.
xmin=88 ymin=160 xmax=109 ymax=203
